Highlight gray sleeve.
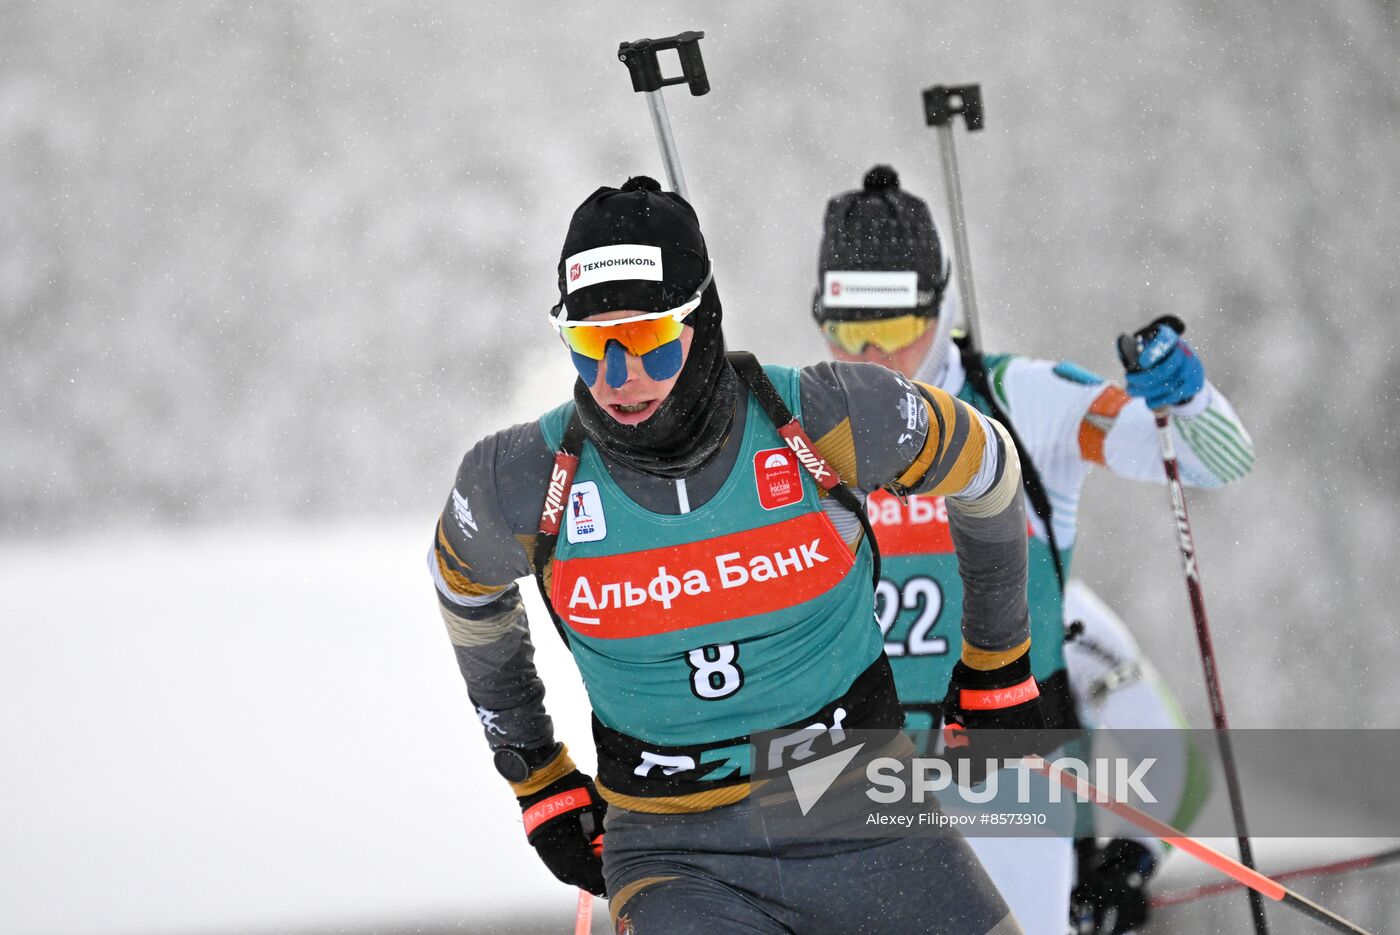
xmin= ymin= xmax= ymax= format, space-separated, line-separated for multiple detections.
xmin=798 ymin=361 xmax=929 ymax=492
xmin=944 ymin=435 xmax=1032 ymax=654
xmin=430 ymin=420 xmax=561 ymax=754
xmin=448 ymin=587 xmax=557 ymax=752
xmin=799 ymin=362 xmax=1031 ymax=656
xmin=433 ymin=420 xmax=555 ymax=593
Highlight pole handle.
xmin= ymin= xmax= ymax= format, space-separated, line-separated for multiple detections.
xmin=1117 ymin=314 xmax=1187 ymax=373
xmin=923 ymin=80 xmax=986 ymax=350
xmin=618 ymin=31 xmax=709 ymax=96
xmin=923 ymin=84 xmax=984 ymax=130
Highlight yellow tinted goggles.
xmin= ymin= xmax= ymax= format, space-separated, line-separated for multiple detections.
xmin=822 ymin=314 xmax=934 ymax=355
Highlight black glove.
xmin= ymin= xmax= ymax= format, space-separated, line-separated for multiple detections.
xmin=517 ymin=770 xmax=608 ymax=896
xmin=943 ymin=650 xmax=1047 ymax=731
xmin=941 ymin=650 xmax=1049 ymax=783
xmin=1070 ymin=838 xmax=1157 ymax=934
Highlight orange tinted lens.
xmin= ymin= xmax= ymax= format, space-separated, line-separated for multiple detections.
xmin=558 ymin=325 xmax=610 ymax=359
xmin=560 ymin=315 xmax=686 ymax=360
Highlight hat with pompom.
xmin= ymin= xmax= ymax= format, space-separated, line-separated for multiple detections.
xmin=556 ymin=176 xmax=711 ymax=322
xmin=814 ymin=165 xmax=950 ymax=323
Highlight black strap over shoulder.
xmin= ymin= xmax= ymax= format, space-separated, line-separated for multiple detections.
xmin=953 ymin=336 xmax=1066 ymax=593
xmin=532 ymin=412 xmax=587 ymax=646
xmin=727 ymin=351 xmax=881 ymax=588
xmin=726 ymin=351 xmax=790 ymax=425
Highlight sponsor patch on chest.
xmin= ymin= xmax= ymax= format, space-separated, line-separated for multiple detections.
xmin=552 ymin=511 xmax=854 ymax=638
xmin=566 ymin=480 xmax=608 ymax=543
xmin=753 ymin=447 xmax=804 ymax=510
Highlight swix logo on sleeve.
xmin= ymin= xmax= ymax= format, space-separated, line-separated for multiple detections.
xmin=551 ymin=512 xmax=854 ymax=638
xmin=822 ymin=270 xmax=919 ymax=308
xmin=754 ymin=448 xmax=804 ymax=510
xmin=566 ymin=480 xmax=608 ymax=543
xmin=564 ymin=244 xmax=663 ymax=294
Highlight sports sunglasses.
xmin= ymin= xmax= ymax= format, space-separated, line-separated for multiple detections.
xmin=550 ymin=269 xmax=712 ymax=360
xmin=822 ymin=313 xmax=935 ymax=355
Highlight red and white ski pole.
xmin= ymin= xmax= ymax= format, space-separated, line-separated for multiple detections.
xmin=1030 ymin=758 xmax=1374 ymax=934
xmin=1152 ymin=844 xmax=1400 ymax=909
xmin=574 ymin=889 xmax=594 ymax=935
xmin=1117 ymin=320 xmax=1270 ymax=934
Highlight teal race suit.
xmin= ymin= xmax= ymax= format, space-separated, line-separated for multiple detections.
xmin=538 ymin=366 xmax=887 ymax=800
xmin=432 ymin=358 xmax=1032 ymax=812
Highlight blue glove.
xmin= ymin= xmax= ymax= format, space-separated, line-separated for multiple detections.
xmin=1116 ymin=315 xmax=1205 ymax=409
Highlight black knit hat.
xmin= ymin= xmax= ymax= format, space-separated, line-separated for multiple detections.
xmin=814 ymin=165 xmax=950 ymax=324
xmin=555 ymin=176 xmax=711 ymax=322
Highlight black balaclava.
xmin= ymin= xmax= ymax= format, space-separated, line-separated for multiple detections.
xmin=556 ymin=176 xmax=737 ymax=479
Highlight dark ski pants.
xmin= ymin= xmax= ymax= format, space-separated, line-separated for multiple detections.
xmin=604 ymin=795 xmax=1020 ymax=934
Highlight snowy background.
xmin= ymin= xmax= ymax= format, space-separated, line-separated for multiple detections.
xmin=3 ymin=2 xmax=1398 ymax=932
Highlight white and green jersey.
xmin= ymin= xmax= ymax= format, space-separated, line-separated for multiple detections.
xmin=876 ymin=346 xmax=1255 ymax=732
xmin=950 ymin=350 xmax=1256 ymax=548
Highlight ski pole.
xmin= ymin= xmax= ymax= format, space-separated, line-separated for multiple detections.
xmin=918 ymin=83 xmax=1064 ymax=584
xmin=1151 ymin=844 xmax=1400 ymax=909
xmin=573 ymin=889 xmax=593 ymax=935
xmin=1029 ymin=758 xmax=1374 ymax=934
xmin=922 ymin=84 xmax=986 ymax=353
xmin=617 ymin=31 xmax=710 ymax=201
xmin=1118 ymin=320 xmax=1270 ymax=934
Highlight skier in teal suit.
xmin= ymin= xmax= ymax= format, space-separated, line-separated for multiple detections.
xmin=432 ymin=175 xmax=1044 ymax=934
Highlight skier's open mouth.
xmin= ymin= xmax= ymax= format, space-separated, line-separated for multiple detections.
xmin=608 ymin=399 xmax=658 ymax=423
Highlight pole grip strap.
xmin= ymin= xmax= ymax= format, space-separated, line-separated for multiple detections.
xmin=958 ymin=676 xmax=1040 ymax=711
xmin=522 ymin=786 xmax=594 ymax=838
